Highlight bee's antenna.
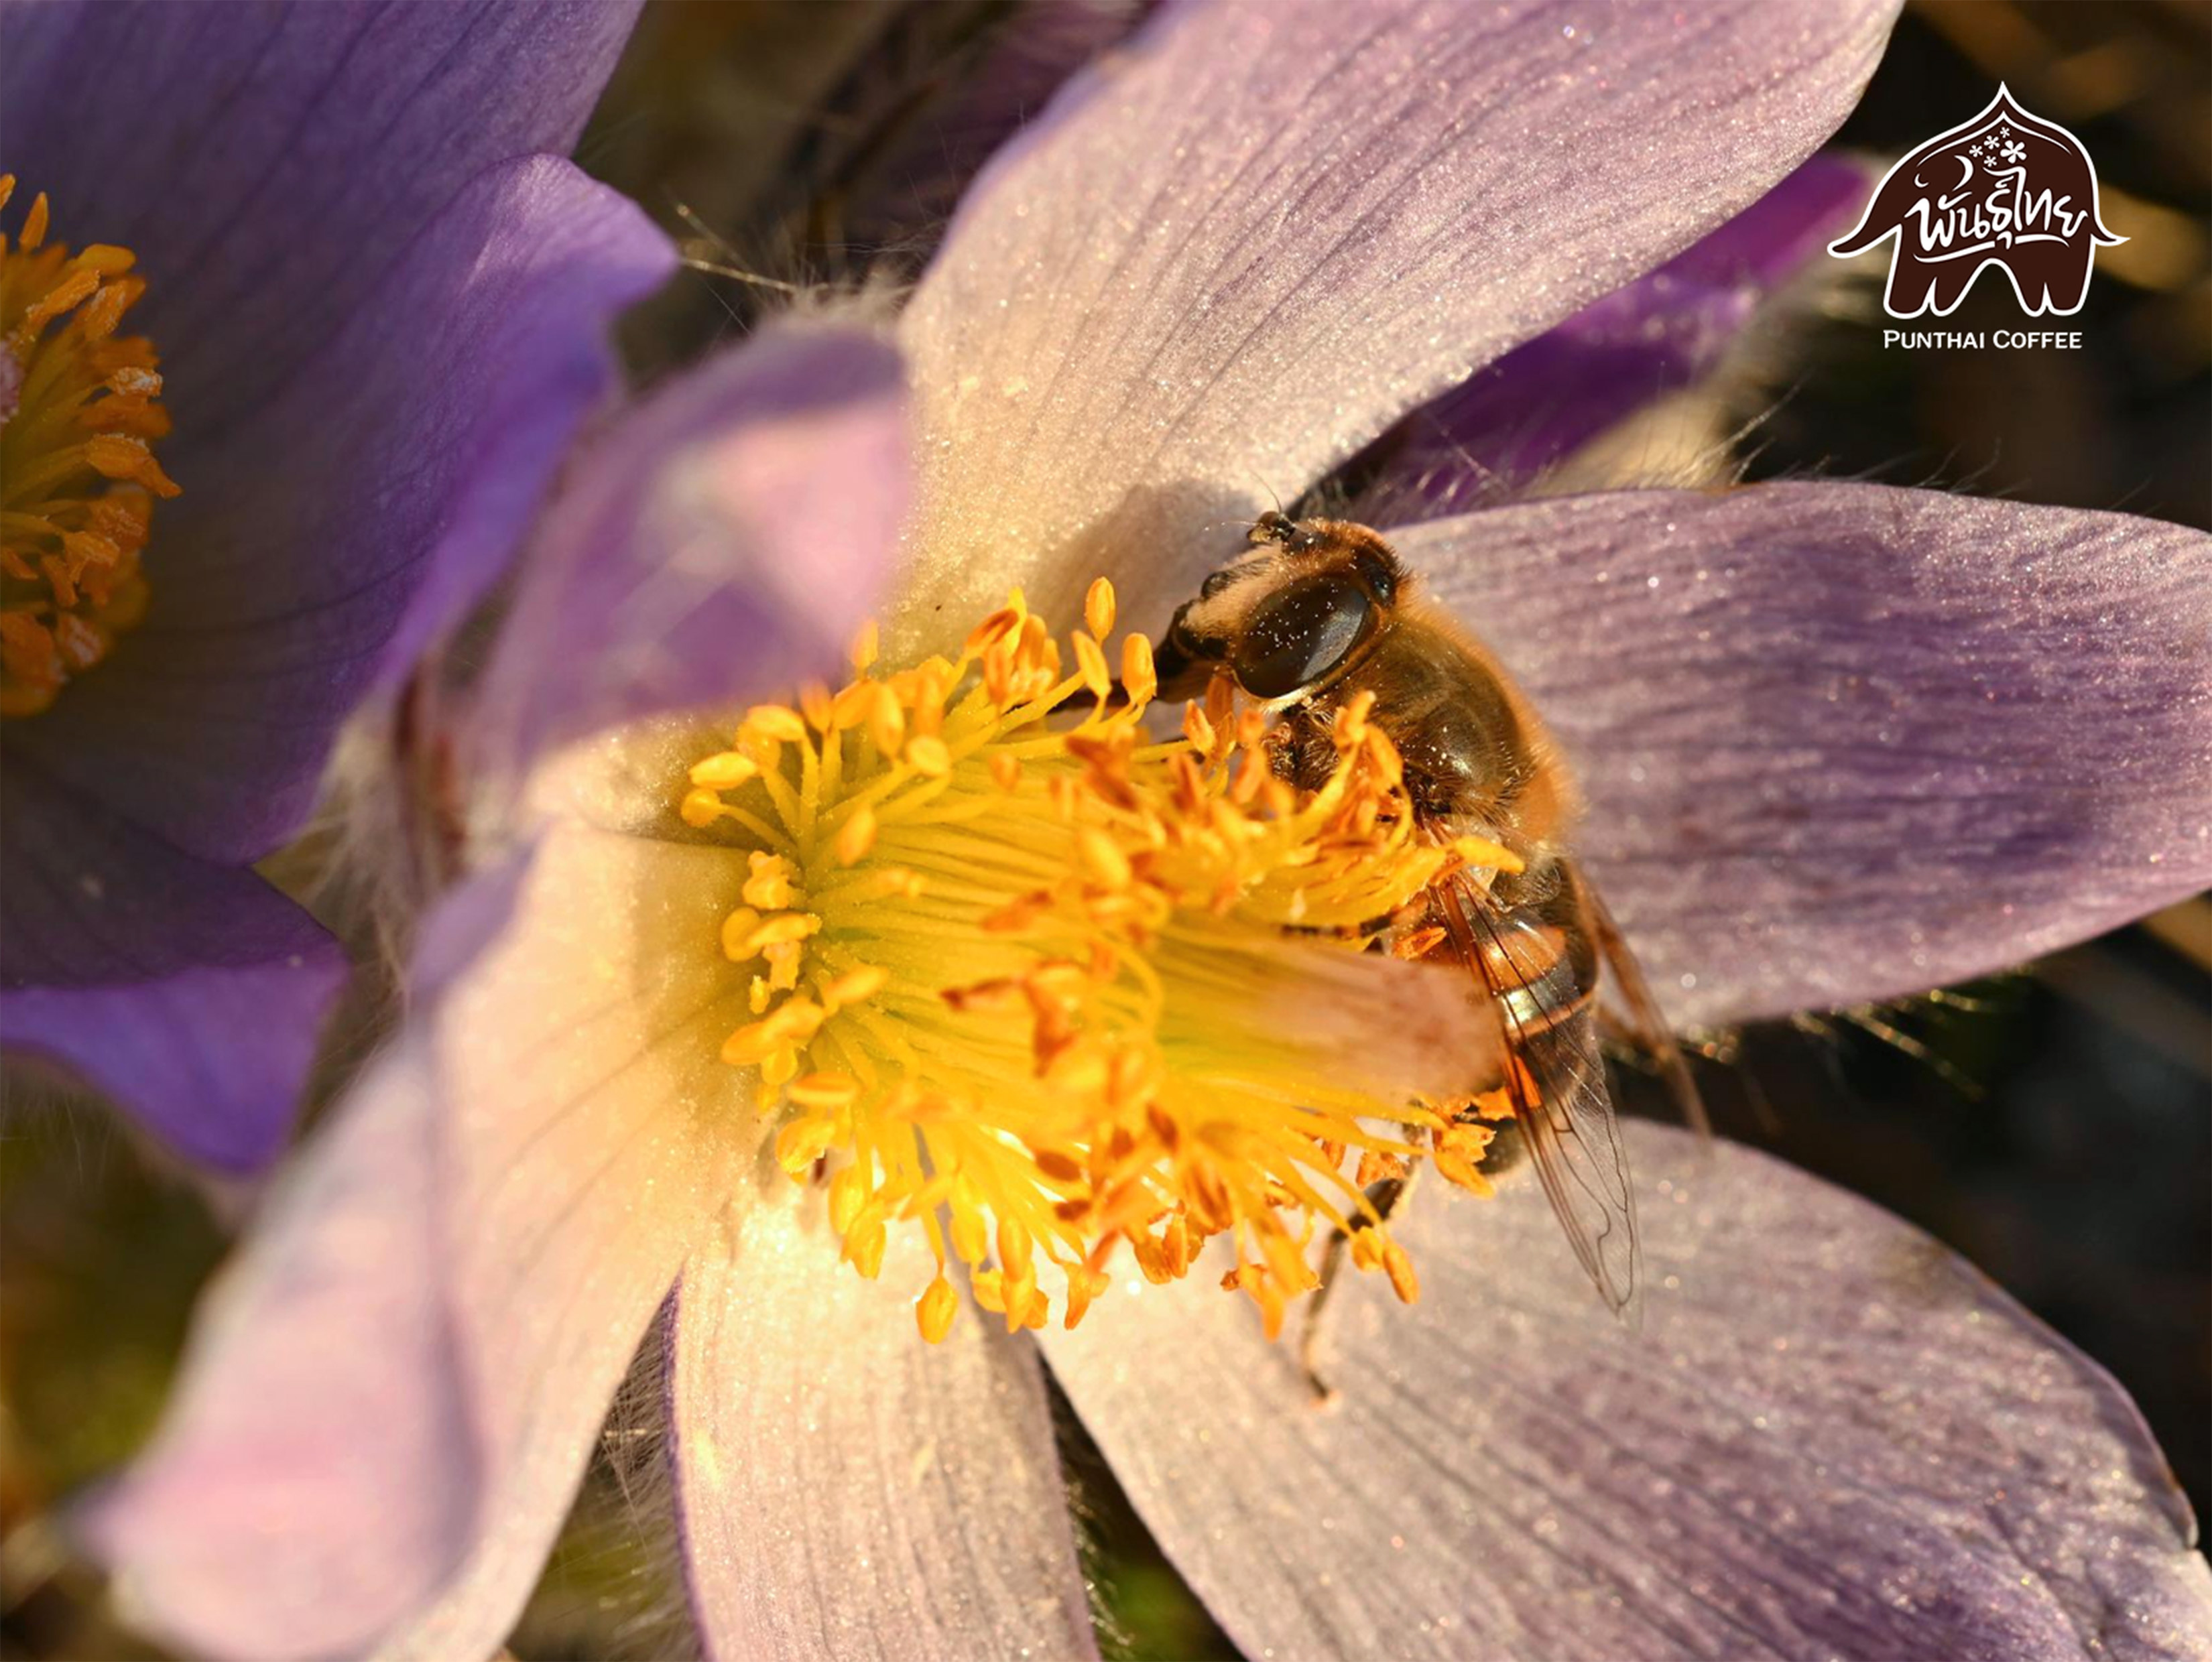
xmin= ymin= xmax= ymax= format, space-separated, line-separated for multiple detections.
xmin=672 ymin=200 xmax=806 ymax=294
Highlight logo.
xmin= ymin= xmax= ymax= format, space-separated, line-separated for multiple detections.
xmin=1829 ymin=85 xmax=2123 ymax=319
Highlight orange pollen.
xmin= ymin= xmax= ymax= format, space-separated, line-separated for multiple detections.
xmin=678 ymin=582 xmax=1502 ymax=1344
xmin=0 ymin=177 xmax=178 ymax=717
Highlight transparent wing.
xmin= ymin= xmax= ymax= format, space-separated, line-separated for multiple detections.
xmin=1434 ymin=868 xmax=1642 ymax=1322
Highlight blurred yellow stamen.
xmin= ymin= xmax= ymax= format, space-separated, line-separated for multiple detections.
xmin=0 ymin=180 xmax=176 ymax=716
xmin=680 ymin=579 xmax=1495 ymax=1341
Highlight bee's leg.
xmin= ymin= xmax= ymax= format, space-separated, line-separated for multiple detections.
xmin=1582 ymin=879 xmax=1711 ymax=1139
xmin=1299 ymin=1172 xmax=1411 ymax=1403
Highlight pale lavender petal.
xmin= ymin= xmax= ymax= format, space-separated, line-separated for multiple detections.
xmin=1045 ymin=1123 xmax=2212 ymax=1662
xmin=896 ymin=0 xmax=1899 ymax=644
xmin=1394 ymin=485 xmax=2212 ymax=1026
xmin=469 ymin=326 xmax=909 ymax=787
xmin=0 ymin=764 xmax=342 ymax=1173
xmin=77 ymin=1037 xmax=479 ymax=1662
xmin=1363 ymin=154 xmax=1874 ymax=517
xmin=0 ymin=0 xmax=646 ymax=435
xmin=9 ymin=157 xmax=676 ymax=867
xmin=84 ymin=812 xmax=749 ymax=1662
xmin=668 ymin=1189 xmax=1098 ymax=1662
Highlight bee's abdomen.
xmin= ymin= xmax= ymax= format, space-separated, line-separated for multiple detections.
xmin=1471 ymin=858 xmax=1599 ymax=1039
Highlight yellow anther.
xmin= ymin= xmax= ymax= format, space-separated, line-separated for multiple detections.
xmin=1062 ymin=1265 xmax=1111 ymax=1330
xmin=964 ymin=604 xmax=1024 ymax=656
xmin=719 ymin=907 xmax=764 ymax=962
xmin=1447 ymin=834 xmax=1525 ymax=875
xmin=1432 ymin=1123 xmax=1495 ymax=1194
xmin=849 ymin=619 xmax=879 ymax=673
xmin=866 ymin=683 xmax=906 ymax=755
xmin=800 ymin=682 xmax=835 ymax=732
xmin=833 ymin=804 xmax=877 ymax=866
xmin=680 ymin=789 xmax=725 ymax=828
xmin=1382 ymin=1240 xmax=1420 ymax=1305
xmin=845 ymin=1213 xmax=889 ymax=1280
xmin=743 ymin=850 xmax=799 ymax=909
xmin=996 ymin=1218 xmax=1034 ymax=1285
xmin=822 ymin=964 xmax=889 ymax=1008
xmin=1072 ymin=631 xmax=1111 ymax=700
xmin=689 ymin=751 xmax=759 ymax=790
xmin=828 ymin=1165 xmax=869 ymax=1234
xmin=949 ymin=1184 xmax=990 ymax=1267
xmin=1077 ymin=826 xmax=1133 ymax=889
xmin=916 ymin=1275 xmax=959 ymax=1342
xmin=1084 ymin=577 xmax=1117 ymax=640
xmin=742 ymin=704 xmax=810 ymax=746
xmin=764 ymin=940 xmax=805 ymax=992
xmin=760 ymin=1047 xmax=800 ymax=1092
xmin=830 ymin=678 xmax=879 ymax=730
xmin=1364 ymin=728 xmax=1404 ymax=789
xmin=774 ymin=1114 xmax=838 ymax=1174
xmin=787 ymin=1072 xmax=860 ymax=1110
xmin=743 ymin=912 xmax=819 ymax=952
xmin=906 ymin=734 xmax=952 ymax=777
xmin=1355 ymin=1149 xmax=1407 ymax=1188
xmin=1338 ymin=687 xmax=1378 ymax=743
xmin=1119 ymin=633 xmax=1156 ymax=706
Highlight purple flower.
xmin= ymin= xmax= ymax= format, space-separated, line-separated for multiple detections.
xmin=86 ymin=3 xmax=2212 ymax=1661
xmin=0 ymin=1 xmax=675 ymax=1171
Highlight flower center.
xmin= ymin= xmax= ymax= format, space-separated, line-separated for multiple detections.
xmin=0 ymin=178 xmax=178 ymax=717
xmin=679 ymin=581 xmax=1509 ymax=1342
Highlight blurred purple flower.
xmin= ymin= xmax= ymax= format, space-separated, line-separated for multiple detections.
xmin=88 ymin=3 xmax=2212 ymax=1661
xmin=0 ymin=1 xmax=675 ymax=1171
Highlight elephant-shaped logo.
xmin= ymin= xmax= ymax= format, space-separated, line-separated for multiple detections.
xmin=1829 ymin=86 xmax=2123 ymax=319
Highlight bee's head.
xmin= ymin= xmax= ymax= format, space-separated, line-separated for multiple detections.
xmin=1154 ymin=513 xmax=1404 ymax=702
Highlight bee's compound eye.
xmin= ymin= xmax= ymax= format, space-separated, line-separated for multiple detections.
xmin=1200 ymin=568 xmax=1237 ymax=600
xmin=1351 ymin=548 xmax=1398 ymax=606
xmin=1233 ymin=574 xmax=1375 ymax=699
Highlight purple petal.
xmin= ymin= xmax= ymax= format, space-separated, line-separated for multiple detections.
xmin=1 ymin=0 xmax=646 ymax=435
xmin=896 ymin=0 xmax=1899 ymax=641
xmin=833 ymin=0 xmax=1155 ymax=253
xmin=83 ymin=818 xmax=746 ymax=1661
xmin=467 ymin=326 xmax=909 ymax=787
xmin=668 ymin=1191 xmax=1098 ymax=1662
xmin=0 ymin=761 xmax=343 ymax=1173
xmin=7 ymin=157 xmax=675 ymax=866
xmin=1392 ymin=485 xmax=2212 ymax=1026
xmin=1363 ymin=153 xmax=1875 ymax=516
xmin=1044 ymin=1123 xmax=2212 ymax=1662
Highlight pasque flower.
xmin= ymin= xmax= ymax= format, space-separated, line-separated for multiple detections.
xmin=90 ymin=3 xmax=2212 ymax=1661
xmin=0 ymin=1 xmax=674 ymax=1169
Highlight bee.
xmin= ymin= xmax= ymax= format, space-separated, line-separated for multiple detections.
xmin=1156 ymin=510 xmax=1706 ymax=1325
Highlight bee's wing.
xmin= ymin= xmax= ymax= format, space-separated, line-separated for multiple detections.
xmin=1436 ymin=869 xmax=1642 ymax=1323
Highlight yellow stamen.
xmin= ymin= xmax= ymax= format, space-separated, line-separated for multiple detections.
xmin=916 ymin=1275 xmax=959 ymax=1342
xmin=0 ymin=180 xmax=175 ymax=716
xmin=678 ymin=587 xmax=1495 ymax=1342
